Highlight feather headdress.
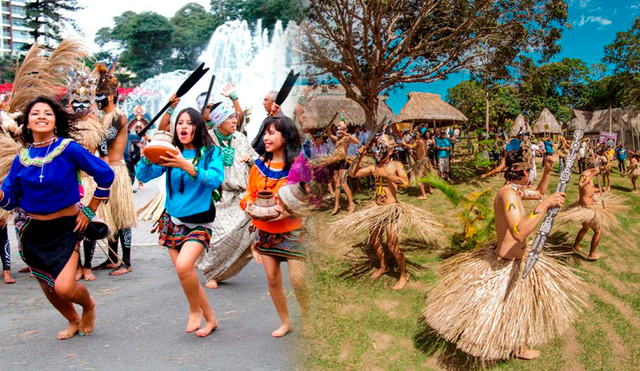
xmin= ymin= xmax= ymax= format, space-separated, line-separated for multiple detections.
xmin=95 ymin=60 xmax=119 ymax=96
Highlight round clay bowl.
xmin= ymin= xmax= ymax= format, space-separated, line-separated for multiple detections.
xmin=277 ymin=182 xmax=310 ymax=216
xmin=143 ymin=131 xmax=178 ymax=165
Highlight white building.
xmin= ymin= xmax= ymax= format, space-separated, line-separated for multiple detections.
xmin=1 ymin=0 xmax=56 ymax=56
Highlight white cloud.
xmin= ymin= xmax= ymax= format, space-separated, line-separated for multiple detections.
xmin=576 ymin=15 xmax=612 ymax=27
xmin=579 ymin=0 xmax=592 ymax=8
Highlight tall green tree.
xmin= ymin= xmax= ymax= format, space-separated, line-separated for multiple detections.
xmin=210 ymin=0 xmax=304 ymax=31
xmin=0 ymin=55 xmax=17 ymax=83
xmin=170 ymin=3 xmax=219 ymax=70
xmin=604 ymin=15 xmax=640 ymax=107
xmin=96 ymin=11 xmax=174 ymax=83
xmin=24 ymin=0 xmax=83 ymax=46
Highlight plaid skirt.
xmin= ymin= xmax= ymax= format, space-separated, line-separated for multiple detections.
xmin=157 ymin=211 xmax=212 ymax=251
xmin=252 ymin=228 xmax=307 ymax=262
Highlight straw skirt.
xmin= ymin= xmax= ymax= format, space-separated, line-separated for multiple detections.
xmin=108 ymin=161 xmax=137 ymax=230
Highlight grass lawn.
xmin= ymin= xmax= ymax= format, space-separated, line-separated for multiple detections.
xmin=298 ymin=153 xmax=640 ymax=371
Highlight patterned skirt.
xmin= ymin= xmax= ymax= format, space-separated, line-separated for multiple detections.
xmin=253 ymin=228 xmax=307 ymax=262
xmin=15 ymin=210 xmax=79 ymax=292
xmin=157 ymin=211 xmax=212 ymax=251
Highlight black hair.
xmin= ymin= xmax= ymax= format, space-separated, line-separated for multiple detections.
xmin=172 ymin=108 xmax=215 ymax=158
xmin=21 ymin=96 xmax=79 ymax=144
xmin=504 ymin=150 xmax=527 ymax=181
xmin=262 ymin=115 xmax=300 ymax=170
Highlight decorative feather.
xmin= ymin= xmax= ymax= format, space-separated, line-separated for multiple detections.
xmin=8 ymin=44 xmax=57 ymax=113
xmin=45 ymin=38 xmax=88 ymax=84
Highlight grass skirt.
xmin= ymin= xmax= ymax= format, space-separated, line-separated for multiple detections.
xmin=628 ymin=163 xmax=640 ymax=178
xmin=422 ymin=243 xmax=587 ymax=361
xmin=81 ymin=176 xmax=116 ymax=240
xmin=330 ymin=202 xmax=442 ymax=244
xmin=555 ymin=193 xmax=625 ymax=232
xmin=108 ymin=161 xmax=137 ymax=230
xmin=410 ymin=158 xmax=435 ymax=185
xmin=137 ymin=192 xmax=165 ymax=222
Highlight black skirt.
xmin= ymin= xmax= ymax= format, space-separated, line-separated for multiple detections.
xmin=16 ymin=211 xmax=79 ymax=292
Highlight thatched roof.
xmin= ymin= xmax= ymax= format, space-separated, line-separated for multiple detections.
xmin=396 ymin=92 xmax=467 ymax=124
xmin=301 ymin=86 xmax=395 ymax=129
xmin=532 ymin=108 xmax=562 ymax=134
xmin=509 ymin=114 xmax=531 ymax=137
xmin=566 ymin=110 xmax=592 ymax=132
xmin=586 ymin=108 xmax=640 ymax=133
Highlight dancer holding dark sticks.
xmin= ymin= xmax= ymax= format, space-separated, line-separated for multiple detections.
xmin=137 ymin=108 xmax=224 ymax=337
xmin=0 ymin=96 xmax=114 ymax=339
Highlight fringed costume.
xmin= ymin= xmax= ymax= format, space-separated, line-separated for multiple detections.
xmin=409 ymin=157 xmax=436 ymax=185
xmin=422 ymin=242 xmax=587 ymax=361
xmin=197 ymin=114 xmax=258 ymax=283
xmin=628 ymin=160 xmax=640 ymax=180
xmin=555 ymin=193 xmax=626 ymax=232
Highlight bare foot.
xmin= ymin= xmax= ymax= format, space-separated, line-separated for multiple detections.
xmin=571 ymin=245 xmax=581 ymax=253
xmin=271 ymin=323 xmax=292 ymax=338
xmin=75 ymin=268 xmax=83 ymax=281
xmin=418 ymin=195 xmax=428 ymax=200
xmin=205 ymin=280 xmax=218 ymax=289
xmin=57 ymin=321 xmax=80 ymax=340
xmin=347 ymin=203 xmax=355 ymax=214
xmin=186 ymin=310 xmax=203 ymax=333
xmin=195 ymin=318 xmax=218 ymax=337
xmin=371 ymin=267 xmax=388 ymax=279
xmin=3 ymin=270 xmax=15 ymax=284
xmin=18 ymin=267 xmax=30 ymax=273
xmin=109 ymin=264 xmax=132 ymax=276
xmin=330 ymin=208 xmax=339 ymax=216
xmin=515 ymin=348 xmax=541 ymax=360
xmin=586 ymin=252 xmax=601 ymax=261
xmin=79 ymin=297 xmax=96 ymax=336
xmin=94 ymin=261 xmax=119 ymax=270
xmin=83 ymin=268 xmax=96 ymax=281
xmin=392 ymin=274 xmax=409 ymax=290
xmin=633 ymin=189 xmax=638 ymax=193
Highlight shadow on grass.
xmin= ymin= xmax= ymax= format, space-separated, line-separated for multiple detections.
xmin=610 ymin=183 xmax=632 ymax=193
xmin=338 ymin=239 xmax=439 ymax=281
xmin=413 ymin=317 xmax=487 ymax=371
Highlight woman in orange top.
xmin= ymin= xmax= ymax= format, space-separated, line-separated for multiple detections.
xmin=240 ymin=116 xmax=309 ymax=338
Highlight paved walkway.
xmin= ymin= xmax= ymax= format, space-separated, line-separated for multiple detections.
xmin=0 ymin=178 xmax=300 ymax=370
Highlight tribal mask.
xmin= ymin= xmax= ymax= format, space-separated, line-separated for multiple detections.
xmin=94 ymin=62 xmax=119 ymax=102
xmin=95 ymin=93 xmax=109 ymax=111
xmin=67 ymin=67 xmax=98 ymax=115
xmin=372 ymin=134 xmax=394 ymax=164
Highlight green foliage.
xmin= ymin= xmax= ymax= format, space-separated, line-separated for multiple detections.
xmin=420 ymin=175 xmax=495 ymax=253
xmin=603 ymin=15 xmax=640 ymax=108
xmin=24 ymin=0 xmax=83 ymax=47
xmin=210 ymin=0 xmax=305 ymax=31
xmin=170 ymin=3 xmax=219 ymax=70
xmin=96 ymin=11 xmax=174 ymax=84
xmin=0 ymin=55 xmax=17 ymax=84
xmin=446 ymin=81 xmax=520 ymax=132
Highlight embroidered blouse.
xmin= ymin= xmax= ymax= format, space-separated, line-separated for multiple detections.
xmin=136 ymin=146 xmax=225 ymax=219
xmin=0 ymin=138 xmax=114 ymax=214
xmin=240 ymin=158 xmax=302 ymax=234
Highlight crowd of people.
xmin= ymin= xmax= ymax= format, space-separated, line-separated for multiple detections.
xmin=0 ymin=40 xmax=635 ymax=365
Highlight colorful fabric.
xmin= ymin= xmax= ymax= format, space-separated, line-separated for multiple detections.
xmin=2 ymin=138 xmax=114 ymax=214
xmin=158 ymin=211 xmax=212 ymax=251
xmin=435 ymin=137 xmax=451 ymax=158
xmin=15 ymin=210 xmax=79 ymax=292
xmin=240 ymin=158 xmax=302 ymax=234
xmin=215 ymin=129 xmax=236 ymax=167
xmin=253 ymin=228 xmax=306 ymax=262
xmin=437 ymin=156 xmax=451 ymax=173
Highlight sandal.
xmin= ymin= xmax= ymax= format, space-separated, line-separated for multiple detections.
xmin=109 ymin=263 xmax=132 ymax=276
xmin=94 ymin=260 xmax=119 ymax=271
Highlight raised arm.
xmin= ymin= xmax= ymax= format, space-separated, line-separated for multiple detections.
xmin=158 ymin=94 xmax=179 ymax=132
xmin=521 ymin=156 xmax=554 ymax=200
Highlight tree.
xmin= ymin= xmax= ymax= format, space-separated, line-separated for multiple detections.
xmin=24 ymin=0 xmax=83 ymax=46
xmin=210 ymin=0 xmax=304 ymax=31
xmin=604 ymin=15 xmax=640 ymax=107
xmin=170 ymin=3 xmax=219 ymax=70
xmin=447 ymin=80 xmax=520 ymax=132
xmin=299 ymin=0 xmax=569 ymax=130
xmin=0 ymin=55 xmax=17 ymax=84
xmin=517 ymin=57 xmax=590 ymax=123
xmin=96 ymin=11 xmax=174 ymax=83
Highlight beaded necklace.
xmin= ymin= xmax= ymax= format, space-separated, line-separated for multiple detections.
xmin=214 ymin=129 xmax=235 ymax=167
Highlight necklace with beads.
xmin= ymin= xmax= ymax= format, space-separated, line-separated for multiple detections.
xmin=29 ymin=137 xmax=57 ymax=183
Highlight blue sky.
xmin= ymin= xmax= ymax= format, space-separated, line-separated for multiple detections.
xmin=385 ymin=0 xmax=640 ymax=114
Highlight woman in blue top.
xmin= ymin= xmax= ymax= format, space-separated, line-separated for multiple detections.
xmin=0 ymin=96 xmax=114 ymax=340
xmin=136 ymin=107 xmax=224 ymax=338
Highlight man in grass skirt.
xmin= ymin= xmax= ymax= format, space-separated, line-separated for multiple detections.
xmin=422 ymin=142 xmax=587 ymax=361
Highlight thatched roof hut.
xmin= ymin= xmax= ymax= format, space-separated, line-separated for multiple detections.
xmin=509 ymin=114 xmax=531 ymax=137
xmin=396 ymin=92 xmax=467 ymax=127
xmin=566 ymin=110 xmax=592 ymax=132
xmin=301 ymin=86 xmax=395 ymax=129
xmin=532 ymin=108 xmax=562 ymax=134
xmin=585 ymin=108 xmax=640 ymax=133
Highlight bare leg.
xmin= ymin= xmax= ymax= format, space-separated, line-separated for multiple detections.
xmin=386 ymin=225 xmax=408 ymax=290
xmin=369 ymin=228 xmax=388 ymax=279
xmin=168 ymin=242 xmax=216 ymax=335
xmin=418 ymin=183 xmax=427 ymax=199
xmin=340 ymin=170 xmax=355 ymax=213
xmin=632 ymin=177 xmax=637 ymax=193
xmin=52 ymin=251 xmax=95 ymax=338
xmin=572 ymin=224 xmax=590 ymax=252
xmin=587 ymin=226 xmax=602 ymax=261
xmin=261 ymin=254 xmax=291 ymax=337
xmin=288 ymin=259 xmax=310 ymax=336
xmin=332 ymin=173 xmax=341 ymax=215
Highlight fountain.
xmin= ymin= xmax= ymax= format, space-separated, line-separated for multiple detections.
xmin=121 ymin=19 xmax=301 ymax=141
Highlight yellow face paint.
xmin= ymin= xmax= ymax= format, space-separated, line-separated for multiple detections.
xmin=513 ymin=222 xmax=520 ymax=234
